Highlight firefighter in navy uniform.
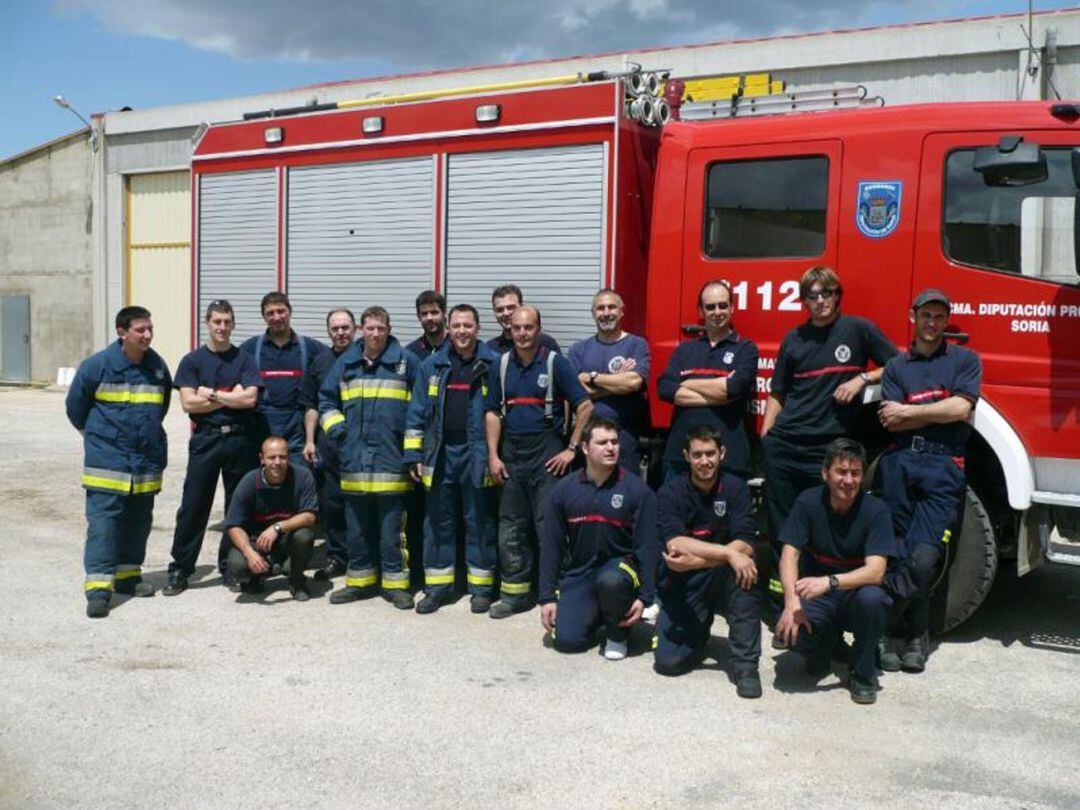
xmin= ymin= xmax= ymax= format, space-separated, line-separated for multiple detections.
xmin=761 ymin=266 xmax=897 ymax=610
xmin=405 ymin=304 xmax=500 ymax=614
xmin=66 ymin=306 xmax=171 ymax=619
xmin=538 ymin=417 xmax=658 ymax=659
xmin=223 ymin=437 xmax=319 ymax=600
xmin=653 ymin=425 xmax=764 ymax=698
xmin=775 ymin=438 xmax=902 ymax=705
xmin=485 ymin=305 xmax=592 ymax=618
xmin=487 ymin=284 xmax=561 ymax=355
xmin=658 ymin=280 xmax=758 ymax=481
xmin=321 ymin=306 xmax=420 ymax=610
xmin=877 ymin=288 xmax=982 ymax=674
xmin=241 ymin=291 xmax=327 ymax=463
xmin=164 ymin=299 xmax=259 ymax=596
xmin=301 ymin=308 xmax=357 ymax=580
xmin=406 ymin=290 xmax=449 ymax=360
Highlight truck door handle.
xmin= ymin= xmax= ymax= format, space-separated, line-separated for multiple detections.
xmin=681 ymin=323 xmax=706 ymax=335
xmin=943 ymin=330 xmax=970 ymax=345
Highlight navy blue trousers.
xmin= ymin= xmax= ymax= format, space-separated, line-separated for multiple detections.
xmin=796 ymin=586 xmax=892 ymax=683
xmin=84 ymin=490 xmax=155 ymax=601
xmin=552 ymin=557 xmax=640 ymax=652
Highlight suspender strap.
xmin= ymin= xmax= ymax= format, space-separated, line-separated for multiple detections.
xmin=499 ymin=351 xmax=510 ymax=420
xmin=544 ymin=349 xmax=556 ymax=429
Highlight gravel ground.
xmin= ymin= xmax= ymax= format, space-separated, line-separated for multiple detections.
xmin=1 ymin=387 xmax=1078 ymax=809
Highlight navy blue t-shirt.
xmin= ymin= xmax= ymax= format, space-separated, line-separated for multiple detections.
xmin=406 ymin=333 xmax=448 ymax=361
xmin=657 ymin=332 xmax=758 ymax=475
xmin=780 ymin=485 xmax=901 ymax=576
xmin=771 ymin=314 xmax=897 ymax=442
xmin=443 ymin=347 xmax=481 ymax=444
xmin=657 ymin=472 xmax=756 ymax=546
xmin=539 ymin=467 xmax=658 ymax=604
xmin=174 ymin=345 xmax=260 ymax=429
xmin=223 ymin=464 xmax=319 ymax=537
xmin=240 ymin=331 xmax=327 ymax=411
xmin=484 ymin=346 xmax=588 ymax=435
xmin=882 ymin=341 xmax=982 ymax=448
xmin=568 ymin=333 xmax=650 ymax=438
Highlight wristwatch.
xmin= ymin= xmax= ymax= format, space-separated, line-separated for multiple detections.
xmin=828 ymin=574 xmax=840 ymax=592
xmin=273 ymin=523 xmax=284 ymax=537
xmin=209 ymin=390 xmax=218 ymax=402
xmin=859 ymin=372 xmax=872 ymax=384
xmin=589 ymin=371 xmax=599 ymax=384
xmin=567 ymin=442 xmax=579 ymax=453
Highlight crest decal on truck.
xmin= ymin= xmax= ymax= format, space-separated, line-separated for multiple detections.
xmin=856 ymin=181 xmax=902 ymax=238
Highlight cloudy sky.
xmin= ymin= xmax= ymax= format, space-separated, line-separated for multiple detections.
xmin=0 ymin=0 xmax=1070 ymax=159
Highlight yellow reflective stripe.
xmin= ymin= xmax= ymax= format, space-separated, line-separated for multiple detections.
xmin=482 ymin=471 xmax=498 ymax=488
xmin=942 ymin=529 xmax=952 ymax=545
xmin=340 ymin=479 xmax=413 ymax=493
xmin=426 ymin=573 xmax=455 ymax=586
xmin=128 ymin=392 xmax=165 ymax=404
xmin=320 ymin=410 xmax=345 ymax=431
xmin=467 ymin=572 xmax=495 ymax=587
xmin=427 ymin=384 xmax=439 ymax=397
xmin=618 ymin=562 xmax=641 ymax=589
xmin=94 ymin=385 xmax=165 ymax=404
xmin=115 ymin=568 xmax=141 ymax=580
xmin=84 ymin=580 xmax=114 ymax=591
xmin=481 ymin=384 xmax=488 ymax=397
xmin=421 ymin=475 xmax=433 ymax=489
xmin=651 ymin=635 xmax=658 ymax=650
xmin=132 ymin=478 xmax=162 ymax=494
xmin=345 ymin=574 xmax=377 ymax=588
xmin=82 ymin=474 xmax=132 ymax=493
xmin=382 ymin=572 xmax=410 ymax=590
xmin=403 ymin=437 xmax=422 ymax=450
xmin=340 ymin=379 xmax=411 ymax=402
xmin=768 ymin=578 xmax=783 ymax=594
xmin=501 ymin=581 xmax=531 ymax=596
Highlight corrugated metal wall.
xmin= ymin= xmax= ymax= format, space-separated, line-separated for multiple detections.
xmin=444 ymin=144 xmax=607 ymax=347
xmin=197 ymin=170 xmax=278 ymax=342
xmin=286 ymin=157 xmax=435 ymax=338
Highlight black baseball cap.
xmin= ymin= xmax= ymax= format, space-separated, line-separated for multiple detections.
xmin=912 ymin=288 xmax=951 ymax=312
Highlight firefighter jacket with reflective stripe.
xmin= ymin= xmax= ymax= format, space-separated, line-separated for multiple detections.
xmin=318 ymin=336 xmax=418 ymax=495
xmin=65 ymin=340 xmax=172 ymax=495
xmin=404 ymin=341 xmax=498 ymax=490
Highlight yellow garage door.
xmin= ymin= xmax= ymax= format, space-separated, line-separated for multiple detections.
xmin=127 ymin=171 xmax=191 ymax=371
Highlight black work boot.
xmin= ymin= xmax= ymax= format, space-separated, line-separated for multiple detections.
xmin=384 ymin=590 xmax=415 ymax=610
xmin=415 ymin=591 xmax=451 ymax=615
xmin=735 ymin=669 xmax=763 ymax=699
xmin=314 ymin=558 xmax=347 ymax=582
xmin=86 ymin=596 xmax=110 ymax=619
xmin=489 ymin=598 xmax=534 ymax=620
xmin=878 ymin=640 xmax=901 ymax=672
xmin=901 ymin=634 xmax=929 ymax=673
xmin=162 ymin=571 xmax=188 ymax=597
xmin=470 ymin=595 xmax=492 ymax=614
xmin=288 ymin=577 xmax=311 ymax=602
xmin=329 ymin=585 xmax=376 ymax=604
xmin=115 ymin=580 xmax=155 ymax=597
xmin=849 ymin=674 xmax=878 ymax=705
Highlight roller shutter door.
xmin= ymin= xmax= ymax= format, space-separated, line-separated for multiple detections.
xmin=197 ymin=170 xmax=278 ymax=341
xmin=286 ymin=157 xmax=435 ymax=337
xmin=445 ymin=144 xmax=606 ymax=348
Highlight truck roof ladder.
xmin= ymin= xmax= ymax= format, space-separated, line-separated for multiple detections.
xmin=679 ymin=85 xmax=884 ymax=120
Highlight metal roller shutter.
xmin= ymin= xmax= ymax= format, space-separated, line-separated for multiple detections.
xmin=445 ymin=144 xmax=607 ymax=348
xmin=286 ymin=157 xmax=435 ymax=338
xmin=197 ymin=170 xmax=278 ymax=342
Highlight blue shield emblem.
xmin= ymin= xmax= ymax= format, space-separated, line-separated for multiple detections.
xmin=856 ymin=181 xmax=902 ymax=238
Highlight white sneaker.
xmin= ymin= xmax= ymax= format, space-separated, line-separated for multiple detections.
xmin=641 ymin=602 xmax=660 ymax=623
xmin=603 ymin=639 xmax=628 ymax=661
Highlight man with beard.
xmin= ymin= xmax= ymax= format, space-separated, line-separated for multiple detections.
xmin=568 ymin=289 xmax=650 ymax=473
xmin=487 ymin=285 xmax=561 ymax=355
xmin=406 ymin=290 xmax=449 ymax=360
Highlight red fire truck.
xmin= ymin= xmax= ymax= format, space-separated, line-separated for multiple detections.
xmin=191 ymin=71 xmax=1080 ymax=630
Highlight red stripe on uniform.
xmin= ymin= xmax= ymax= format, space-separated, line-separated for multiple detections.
xmin=793 ymin=364 xmax=864 ymax=379
xmin=906 ymin=388 xmax=951 ymax=403
xmin=679 ymin=368 xmax=731 ymax=377
xmin=260 ymin=370 xmax=302 ymax=379
xmin=809 ymin=550 xmax=864 ymax=569
xmin=691 ymin=528 xmax=712 ymax=538
xmin=506 ymin=397 xmax=564 ymax=406
xmin=567 ymin=514 xmax=631 ymax=530
xmin=446 ymin=383 xmax=471 ymax=391
xmin=253 ymin=511 xmax=294 ymax=523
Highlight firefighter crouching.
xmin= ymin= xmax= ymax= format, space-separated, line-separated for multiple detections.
xmin=485 ymin=306 xmax=593 ymax=619
xmin=66 ymin=305 xmax=172 ymax=619
xmin=404 ymin=304 xmax=500 ymax=615
xmin=320 ymin=306 xmax=420 ymax=610
xmin=877 ymin=288 xmax=982 ymax=673
xmin=538 ymin=417 xmax=658 ymax=660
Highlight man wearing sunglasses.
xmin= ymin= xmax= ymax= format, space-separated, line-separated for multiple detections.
xmin=761 ymin=266 xmax=897 ymax=554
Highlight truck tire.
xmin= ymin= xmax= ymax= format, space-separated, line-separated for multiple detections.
xmin=931 ymin=486 xmax=998 ymax=634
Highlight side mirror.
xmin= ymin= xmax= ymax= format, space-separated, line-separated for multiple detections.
xmin=974 ymin=136 xmax=1047 ymax=186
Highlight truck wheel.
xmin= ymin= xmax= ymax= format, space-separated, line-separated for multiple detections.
xmin=931 ymin=487 xmax=998 ymax=634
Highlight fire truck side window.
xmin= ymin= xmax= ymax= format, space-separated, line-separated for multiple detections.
xmin=704 ymin=156 xmax=828 ymax=258
xmin=944 ymin=148 xmax=1077 ymax=283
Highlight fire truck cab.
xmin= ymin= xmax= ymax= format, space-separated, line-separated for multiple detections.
xmin=645 ymin=100 xmax=1080 ymax=630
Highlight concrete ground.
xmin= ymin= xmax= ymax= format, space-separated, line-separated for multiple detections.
xmin=1 ymin=387 xmax=1079 ymax=809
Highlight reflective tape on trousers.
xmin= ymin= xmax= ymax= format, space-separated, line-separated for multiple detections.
xmin=345 ymin=568 xmax=378 ymax=588
xmin=501 ymin=581 xmax=531 ymax=596
xmin=340 ymin=471 xmax=413 ymax=494
xmin=382 ymin=570 xmax=410 ymax=590
xmin=425 ymin=567 xmax=455 ymax=586
xmin=467 ymin=567 xmax=495 ymax=586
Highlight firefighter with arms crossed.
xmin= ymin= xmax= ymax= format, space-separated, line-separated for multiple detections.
xmin=877 ymin=288 xmax=982 ymax=673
